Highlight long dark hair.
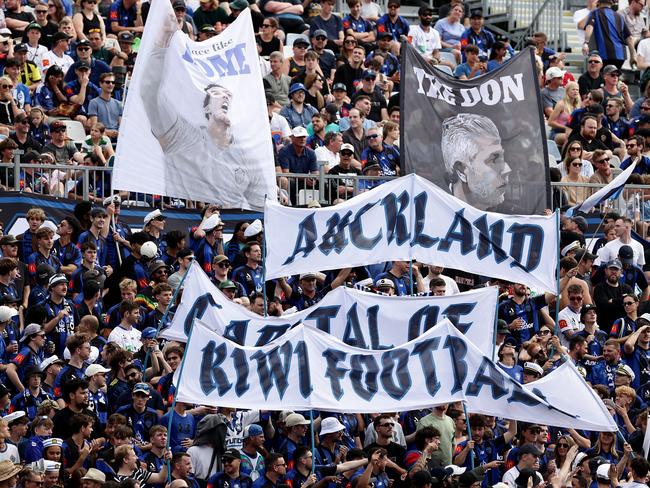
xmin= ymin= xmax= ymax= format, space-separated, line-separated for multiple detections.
xmin=489 ymin=40 xmax=506 ymax=60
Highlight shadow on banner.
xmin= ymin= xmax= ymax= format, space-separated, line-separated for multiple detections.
xmin=400 ymin=45 xmax=551 ymax=215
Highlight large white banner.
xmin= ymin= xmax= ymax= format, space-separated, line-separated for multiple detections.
xmin=161 ymin=262 xmax=497 ymax=354
xmin=177 ymin=318 xmax=614 ymax=430
xmin=112 ymin=5 xmax=276 ymax=211
xmin=264 ymin=175 xmax=559 ymax=292
xmin=522 ymin=361 xmax=617 ymax=432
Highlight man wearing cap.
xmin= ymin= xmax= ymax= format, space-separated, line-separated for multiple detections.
xmin=43 ymin=273 xmax=74 ymax=357
xmin=593 ymin=259 xmax=633 ymax=334
xmin=404 ymin=8 xmax=438 ymax=63
xmin=194 ymin=215 xmax=223 ymax=275
xmin=288 ymin=273 xmax=323 ymax=311
xmin=541 ymin=67 xmax=565 ymax=118
xmin=206 ymin=449 xmax=252 ymax=488
xmin=239 ymin=425 xmax=266 ymax=481
xmin=65 ymin=39 xmax=111 ymax=86
xmin=39 ymin=32 xmax=73 ymax=75
xmin=10 ymin=365 xmax=51 ymax=419
xmin=168 ymin=248 xmax=194 ymax=290
xmin=116 ymin=383 xmax=160 ymax=443
xmin=277 ymin=125 xmax=318 ymax=200
xmin=264 ymin=52 xmax=291 ymax=107
xmin=459 ymin=10 xmax=494 ymax=60
xmin=351 ymin=71 xmax=387 ymax=123
xmin=24 ymin=22 xmax=48 ymax=63
xmin=278 ymin=413 xmax=310 ymax=466
xmin=366 ymin=33 xmax=399 ymax=80
xmin=26 ymin=226 xmax=60 ymax=285
xmin=360 ymin=126 xmax=398 ymax=177
xmin=309 ymin=31 xmax=336 ymax=81
xmin=143 ymin=209 xmax=166 ymax=258
xmin=502 ymin=444 xmax=542 ymax=488
xmin=7 ymin=324 xmax=45 ymax=389
xmin=14 ymin=43 xmax=42 ymax=89
xmin=328 ymin=142 xmax=362 ymax=196
xmin=85 ymin=363 xmax=110 ymax=428
xmin=280 ymin=83 xmax=318 ymax=129
xmin=376 ymin=0 xmax=409 ymax=53
xmin=9 ymin=113 xmax=43 ymax=157
xmin=42 ymin=119 xmax=84 ymax=164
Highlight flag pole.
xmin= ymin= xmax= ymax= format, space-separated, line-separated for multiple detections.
xmin=164 ymin=316 xmax=196 ymax=482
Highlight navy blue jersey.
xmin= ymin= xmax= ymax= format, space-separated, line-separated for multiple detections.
xmin=208 ymin=473 xmax=254 ymax=488
xmin=498 ymin=295 xmax=548 ymax=345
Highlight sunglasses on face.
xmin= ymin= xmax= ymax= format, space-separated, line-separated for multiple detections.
xmin=569 ymin=146 xmax=581 ymax=151
xmin=217 ymin=262 xmax=230 ymax=268
xmin=588 ymin=60 xmax=601 ymax=64
xmin=154 ymin=216 xmax=166 ymax=221
xmin=571 ymin=162 xmax=583 ymax=167
xmin=344 ymin=40 xmax=356 ymax=44
xmin=366 ymin=134 xmax=379 ymax=140
xmin=261 ymin=23 xmax=272 ymax=27
xmin=102 ymin=80 xmax=115 ymax=84
xmin=624 ymin=301 xmax=636 ymax=306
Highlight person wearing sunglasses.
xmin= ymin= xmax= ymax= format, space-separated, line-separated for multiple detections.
xmin=620 ymin=134 xmax=650 ymax=174
xmin=561 ymin=153 xmax=589 ymax=204
xmin=360 ymin=126 xmax=399 ymax=177
xmin=142 ymin=209 xmax=166 ymax=256
xmin=72 ymin=0 xmax=106 ymax=41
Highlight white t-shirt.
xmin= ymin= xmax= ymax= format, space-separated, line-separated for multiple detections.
xmin=408 ymin=24 xmax=441 ymax=58
xmin=596 ymin=238 xmax=646 ymax=267
xmin=502 ymin=467 xmax=543 ymax=488
xmin=422 ymin=273 xmax=460 ymax=295
xmin=557 ymin=306 xmax=584 ymax=348
xmin=107 ymin=325 xmax=142 ymax=353
xmin=40 ymin=50 xmax=74 ymax=76
xmin=27 ymin=44 xmax=48 ymax=68
xmin=637 ymin=37 xmax=650 ymax=65
xmin=315 ymin=145 xmax=339 ymax=170
xmin=0 ymin=444 xmax=19 ymax=463
xmin=573 ymin=8 xmax=591 ymax=45
xmin=360 ymin=0 xmax=382 ymax=20
xmin=557 ymin=158 xmax=594 ymax=178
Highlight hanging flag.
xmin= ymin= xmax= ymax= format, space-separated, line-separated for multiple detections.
xmin=265 ymin=174 xmax=559 ymax=293
xmin=161 ymin=261 xmax=498 ymax=355
xmin=565 ymin=162 xmax=637 ymax=217
xmin=177 ymin=317 xmax=615 ymax=430
xmin=400 ymin=44 xmax=550 ymax=215
xmin=112 ymin=4 xmax=277 ymax=211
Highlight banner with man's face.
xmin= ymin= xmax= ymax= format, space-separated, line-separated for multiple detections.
xmin=113 ymin=6 xmax=277 ymax=211
xmin=400 ymin=46 xmax=550 ymax=215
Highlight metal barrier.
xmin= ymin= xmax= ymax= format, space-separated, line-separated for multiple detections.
xmin=3 ymin=157 xmax=650 ymax=221
xmin=483 ymin=0 xmax=566 ymax=52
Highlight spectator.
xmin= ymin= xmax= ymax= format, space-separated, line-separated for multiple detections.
xmin=376 ymin=0 xmax=409 ymax=55
xmin=279 ymin=83 xmax=318 ymax=129
xmin=583 ymin=0 xmax=636 ymax=69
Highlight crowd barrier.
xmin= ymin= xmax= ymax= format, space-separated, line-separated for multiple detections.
xmin=1 ymin=159 xmax=650 ymax=224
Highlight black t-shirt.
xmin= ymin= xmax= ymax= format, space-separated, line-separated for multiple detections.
xmin=53 ymin=407 xmax=102 ymax=439
xmin=578 ymin=72 xmax=604 ymax=97
xmin=352 ymin=87 xmax=387 ymax=122
xmin=593 ymin=282 xmax=634 ymax=334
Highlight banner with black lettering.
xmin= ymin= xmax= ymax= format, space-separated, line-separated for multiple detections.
xmin=264 ymin=174 xmax=558 ymax=293
xmin=113 ymin=5 xmax=276 ymax=211
xmin=400 ymin=45 xmax=550 ymax=215
xmin=160 ymin=261 xmax=497 ymax=355
xmin=177 ymin=318 xmax=614 ymax=430
xmin=522 ymin=361 xmax=617 ymax=432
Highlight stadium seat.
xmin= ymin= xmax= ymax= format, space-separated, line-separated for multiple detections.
xmin=546 ymin=139 xmax=562 ymax=163
xmin=298 ymin=189 xmax=319 ymax=205
xmin=609 ymin=154 xmax=621 ymax=168
xmin=434 ymin=64 xmax=453 ymax=76
xmin=62 ymin=120 xmax=87 ymax=145
xmin=438 ymin=51 xmax=457 ymax=68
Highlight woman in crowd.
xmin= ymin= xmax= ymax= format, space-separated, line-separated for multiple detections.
xmin=338 ymin=35 xmax=358 ymax=66
xmin=72 ymin=0 xmax=106 ymax=41
xmin=434 ymin=2 xmax=464 ymax=63
xmin=560 ymin=141 xmax=594 ymax=178
xmin=304 ymin=73 xmax=325 ymax=111
xmin=487 ymin=40 xmax=508 ymax=71
xmin=549 ymin=81 xmax=581 ymax=147
xmin=561 ymin=156 xmax=590 ymax=206
xmin=257 ymin=17 xmax=282 ymax=57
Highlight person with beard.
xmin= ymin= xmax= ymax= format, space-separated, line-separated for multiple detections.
xmin=232 ymin=243 xmax=264 ymax=297
xmin=593 ymin=260 xmax=633 ymax=333
xmin=52 ymin=377 xmax=101 ymax=439
xmin=115 ymin=363 xmax=165 ymax=414
xmin=207 ymin=449 xmax=253 ymax=488
xmin=407 ymin=7 xmax=440 ymax=64
xmin=498 ymin=283 xmax=554 ymax=347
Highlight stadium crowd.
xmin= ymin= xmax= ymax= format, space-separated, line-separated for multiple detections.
xmin=0 ymin=0 xmax=650 ymax=487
